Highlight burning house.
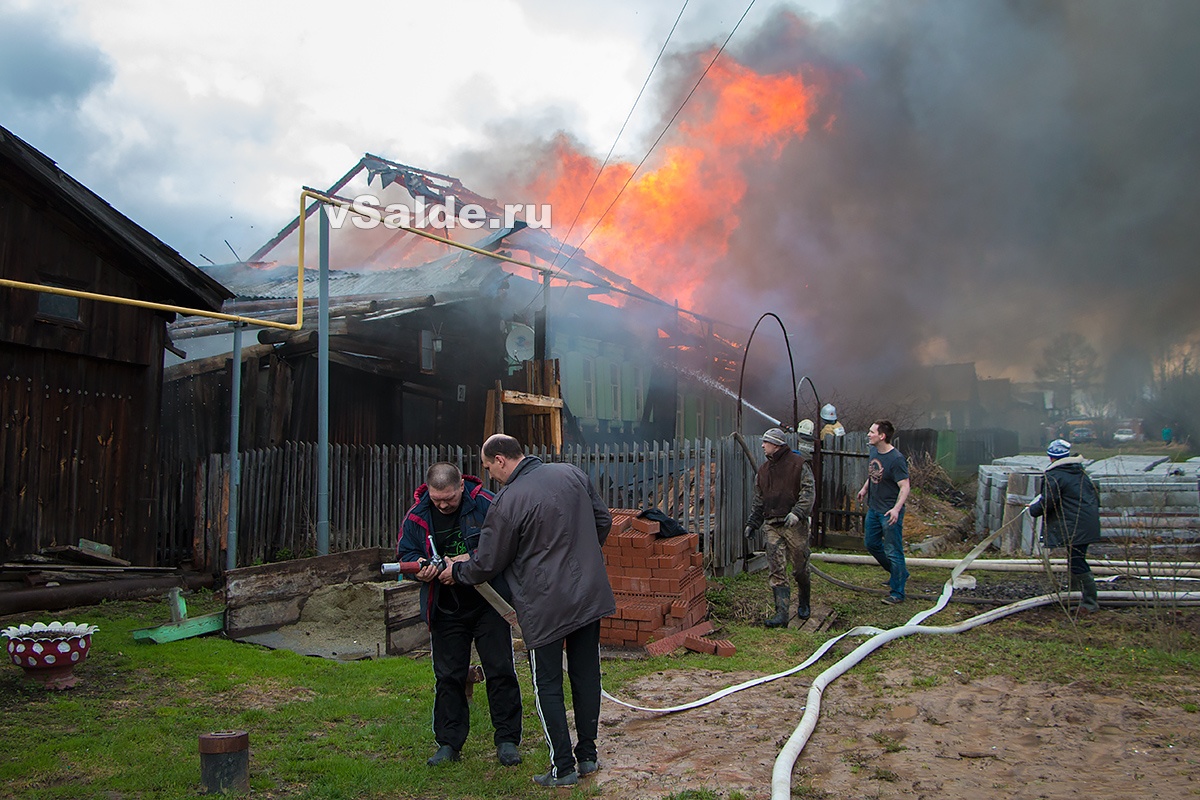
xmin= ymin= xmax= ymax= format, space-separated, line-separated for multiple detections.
xmin=161 ymin=155 xmax=745 ymax=465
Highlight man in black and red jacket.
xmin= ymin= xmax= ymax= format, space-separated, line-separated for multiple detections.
xmin=397 ymin=462 xmax=522 ymax=768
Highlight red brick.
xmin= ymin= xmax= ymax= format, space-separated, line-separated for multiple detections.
xmin=642 ymin=621 xmax=715 ymax=656
xmin=654 ymin=536 xmax=690 ymax=556
xmin=690 ymin=551 xmax=704 ymax=568
xmin=683 ymin=636 xmax=717 ymax=655
xmin=712 ymin=639 xmax=736 ymax=657
xmin=631 ymin=515 xmax=660 ymax=534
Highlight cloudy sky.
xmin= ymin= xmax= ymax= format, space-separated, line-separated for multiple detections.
xmin=3 ymin=0 xmax=1198 ymax=405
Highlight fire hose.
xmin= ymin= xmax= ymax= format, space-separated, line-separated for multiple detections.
xmin=591 ymin=508 xmax=1200 ymax=799
xmin=380 ymin=560 xmax=522 ymax=635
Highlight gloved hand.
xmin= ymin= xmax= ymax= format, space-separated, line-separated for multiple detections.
xmin=785 ymin=512 xmax=799 ymax=527
xmin=743 ymin=525 xmax=756 ymax=540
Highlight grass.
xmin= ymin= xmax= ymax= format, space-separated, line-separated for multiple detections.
xmin=2 ymin=557 xmax=1199 ymax=799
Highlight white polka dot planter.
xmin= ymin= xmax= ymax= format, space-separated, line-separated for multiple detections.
xmin=2 ymin=621 xmax=99 ymax=690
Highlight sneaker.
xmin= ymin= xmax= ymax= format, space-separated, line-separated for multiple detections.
xmin=578 ymin=760 xmax=599 ymax=776
xmin=532 ymin=769 xmax=578 ymax=787
xmin=426 ymin=745 xmax=460 ymax=766
xmin=880 ymin=594 xmax=903 ymax=606
xmin=497 ymin=742 xmax=522 ymax=767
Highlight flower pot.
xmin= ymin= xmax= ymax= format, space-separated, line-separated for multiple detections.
xmin=2 ymin=621 xmax=99 ymax=690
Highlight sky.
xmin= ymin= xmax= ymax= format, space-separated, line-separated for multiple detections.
xmin=3 ymin=0 xmax=1199 ymax=410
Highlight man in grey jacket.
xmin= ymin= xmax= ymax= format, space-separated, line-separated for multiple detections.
xmin=441 ymin=434 xmax=615 ymax=788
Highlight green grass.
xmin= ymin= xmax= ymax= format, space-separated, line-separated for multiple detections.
xmin=2 ymin=568 xmax=1199 ymax=799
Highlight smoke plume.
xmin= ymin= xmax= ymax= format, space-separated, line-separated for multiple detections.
xmin=453 ymin=0 xmax=1200 ymax=415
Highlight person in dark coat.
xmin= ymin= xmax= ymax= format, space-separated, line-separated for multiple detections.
xmin=397 ymin=462 xmax=522 ymax=767
xmin=442 ymin=434 xmax=615 ymax=789
xmin=1029 ymin=439 xmax=1102 ymax=611
xmin=744 ymin=426 xmax=816 ymax=626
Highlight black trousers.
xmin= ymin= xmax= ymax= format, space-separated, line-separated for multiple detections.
xmin=1067 ymin=542 xmax=1091 ymax=576
xmin=528 ymin=620 xmax=602 ymax=778
xmin=430 ymin=601 xmax=521 ymax=750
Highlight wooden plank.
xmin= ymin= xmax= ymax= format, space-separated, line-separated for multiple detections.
xmin=40 ymin=544 xmax=132 ymax=567
xmin=500 ymin=390 xmax=564 ymax=409
xmin=132 ymin=612 xmax=225 ymax=643
xmin=224 ymin=547 xmax=392 ymax=637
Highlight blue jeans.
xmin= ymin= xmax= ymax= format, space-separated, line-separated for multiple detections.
xmin=865 ymin=509 xmax=908 ymax=599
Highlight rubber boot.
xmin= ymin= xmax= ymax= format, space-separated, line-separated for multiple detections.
xmin=1079 ymin=572 xmax=1100 ymax=612
xmin=1069 ymin=573 xmax=1099 ymax=613
xmin=765 ymin=585 xmax=790 ymax=628
xmin=795 ymin=572 xmax=811 ymax=621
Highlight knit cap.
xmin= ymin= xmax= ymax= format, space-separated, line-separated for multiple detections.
xmin=1047 ymin=439 xmax=1071 ymax=459
xmin=763 ymin=427 xmax=788 ymax=446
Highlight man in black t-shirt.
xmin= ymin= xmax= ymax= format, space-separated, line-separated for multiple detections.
xmin=856 ymin=420 xmax=911 ymax=604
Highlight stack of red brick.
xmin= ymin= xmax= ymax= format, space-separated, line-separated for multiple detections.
xmin=599 ymin=509 xmax=708 ymax=649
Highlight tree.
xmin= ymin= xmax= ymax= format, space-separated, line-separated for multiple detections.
xmin=1034 ymin=332 xmax=1101 ymax=416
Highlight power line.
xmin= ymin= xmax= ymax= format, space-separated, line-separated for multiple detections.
xmin=546 ymin=0 xmax=759 ymax=288
xmin=545 ymin=0 xmax=691 ymax=276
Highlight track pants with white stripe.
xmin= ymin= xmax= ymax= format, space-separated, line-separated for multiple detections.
xmin=528 ymin=620 xmax=602 ymax=778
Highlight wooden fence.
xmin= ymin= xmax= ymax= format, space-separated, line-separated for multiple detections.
xmin=158 ymin=434 xmax=880 ymax=576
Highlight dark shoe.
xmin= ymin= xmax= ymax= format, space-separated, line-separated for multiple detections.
xmin=765 ymin=585 xmax=791 ymax=628
xmin=533 ymin=769 xmax=578 ymax=787
xmin=880 ymin=594 xmax=903 ymax=606
xmin=427 ymin=745 xmax=460 ymax=766
xmin=497 ymin=742 xmax=521 ymax=767
xmin=578 ymin=760 xmax=599 ymax=776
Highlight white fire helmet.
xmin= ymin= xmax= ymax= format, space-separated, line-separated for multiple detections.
xmin=820 ymin=403 xmax=838 ymax=422
xmin=797 ymin=419 xmax=815 ymax=438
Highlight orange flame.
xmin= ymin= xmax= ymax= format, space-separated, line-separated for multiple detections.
xmin=515 ymin=53 xmax=825 ymax=311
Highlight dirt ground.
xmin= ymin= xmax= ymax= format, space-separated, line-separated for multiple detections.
xmin=245 ymin=585 xmax=1198 ymax=799
xmin=591 ymin=666 xmax=1199 ymax=800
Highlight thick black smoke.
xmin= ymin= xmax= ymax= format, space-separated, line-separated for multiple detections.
xmin=458 ymin=1 xmax=1200 ymax=417
xmin=711 ymin=0 xmax=1200 ymax=401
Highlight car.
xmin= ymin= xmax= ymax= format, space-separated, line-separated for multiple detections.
xmin=1112 ymin=428 xmax=1137 ymax=443
xmin=1069 ymin=427 xmax=1095 ymax=442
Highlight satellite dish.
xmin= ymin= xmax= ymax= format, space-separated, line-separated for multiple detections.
xmin=505 ymin=324 xmax=536 ymax=362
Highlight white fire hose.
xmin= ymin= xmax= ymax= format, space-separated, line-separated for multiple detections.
xmin=597 ymin=508 xmax=1200 ymax=799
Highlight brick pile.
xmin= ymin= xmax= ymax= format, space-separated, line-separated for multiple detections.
xmin=599 ymin=508 xmax=709 ymax=650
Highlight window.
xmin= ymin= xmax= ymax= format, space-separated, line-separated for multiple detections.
xmin=420 ymin=330 xmax=436 ymax=372
xmin=36 ymin=284 xmax=81 ymax=323
xmin=582 ymin=357 xmax=596 ymax=418
xmin=610 ymin=363 xmax=621 ymax=419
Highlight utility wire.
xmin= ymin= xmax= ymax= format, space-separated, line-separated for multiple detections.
xmin=545 ymin=0 xmax=759 ymax=289
xmin=546 ymin=0 xmax=690 ymax=275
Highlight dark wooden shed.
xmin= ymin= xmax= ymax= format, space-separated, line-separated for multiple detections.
xmin=0 ymin=125 xmax=232 ymax=565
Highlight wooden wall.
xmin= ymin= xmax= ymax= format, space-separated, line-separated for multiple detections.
xmin=0 ymin=181 xmax=168 ymax=564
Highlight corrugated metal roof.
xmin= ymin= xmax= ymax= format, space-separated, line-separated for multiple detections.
xmin=225 ymin=255 xmax=509 ymax=301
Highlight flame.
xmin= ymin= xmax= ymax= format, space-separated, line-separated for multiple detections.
xmin=514 ymin=52 xmax=825 ymax=311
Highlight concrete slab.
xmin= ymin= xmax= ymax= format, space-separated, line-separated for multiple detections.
xmin=992 ymin=456 xmax=1054 ymax=469
xmin=1145 ymin=461 xmax=1200 ymax=478
xmin=1086 ymin=455 xmax=1170 ymax=476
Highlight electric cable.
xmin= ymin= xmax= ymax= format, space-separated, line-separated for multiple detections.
xmin=544 ymin=1 xmax=691 ymax=275
xmin=538 ymin=0 xmax=760 ymax=293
